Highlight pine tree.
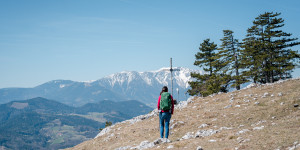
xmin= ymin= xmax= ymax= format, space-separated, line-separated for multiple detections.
xmin=218 ymin=30 xmax=244 ymax=90
xmin=241 ymin=12 xmax=300 ymax=83
xmin=241 ymin=26 xmax=265 ymax=83
xmin=194 ymin=39 xmax=218 ymax=76
xmin=188 ymin=39 xmax=229 ymax=96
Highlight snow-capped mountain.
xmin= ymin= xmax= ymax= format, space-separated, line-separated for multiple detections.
xmin=0 ymin=67 xmax=202 ymax=107
xmin=94 ymin=67 xmax=201 ymax=106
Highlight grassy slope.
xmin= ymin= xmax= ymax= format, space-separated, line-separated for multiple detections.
xmin=66 ymin=78 xmax=300 ymax=150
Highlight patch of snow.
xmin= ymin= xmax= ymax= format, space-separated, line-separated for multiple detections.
xmin=82 ymin=80 xmax=96 ymax=83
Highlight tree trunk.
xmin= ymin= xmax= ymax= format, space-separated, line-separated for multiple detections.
xmin=235 ymin=54 xmax=240 ymax=90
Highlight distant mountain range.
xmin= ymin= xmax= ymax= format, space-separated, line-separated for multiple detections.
xmin=0 ymin=67 xmax=201 ymax=107
xmin=0 ymin=67 xmax=201 ymax=149
xmin=0 ymin=97 xmax=152 ymax=150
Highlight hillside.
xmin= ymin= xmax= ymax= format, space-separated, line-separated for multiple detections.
xmin=0 ymin=97 xmax=102 ymax=150
xmin=0 ymin=98 xmax=152 ymax=150
xmin=66 ymin=78 xmax=300 ymax=150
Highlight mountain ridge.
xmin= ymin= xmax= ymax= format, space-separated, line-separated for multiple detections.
xmin=0 ymin=67 xmax=201 ymax=107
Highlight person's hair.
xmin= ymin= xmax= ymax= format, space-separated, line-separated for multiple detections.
xmin=160 ymin=86 xmax=168 ymax=95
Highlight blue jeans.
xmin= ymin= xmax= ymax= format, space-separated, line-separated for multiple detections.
xmin=159 ymin=112 xmax=171 ymax=138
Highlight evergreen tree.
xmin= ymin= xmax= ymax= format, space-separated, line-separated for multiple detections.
xmin=241 ymin=27 xmax=263 ymax=83
xmin=188 ymin=39 xmax=229 ymax=96
xmin=105 ymin=121 xmax=112 ymax=127
xmin=194 ymin=39 xmax=218 ymax=76
xmin=218 ymin=30 xmax=244 ymax=90
xmin=242 ymin=12 xmax=300 ymax=83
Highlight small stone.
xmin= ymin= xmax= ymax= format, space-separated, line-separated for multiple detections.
xmin=253 ymin=126 xmax=264 ymax=130
xmin=219 ymin=127 xmax=233 ymax=130
xmin=164 ymin=138 xmax=171 ymax=143
xmin=280 ymin=102 xmax=285 ymax=105
xmin=195 ymin=129 xmax=219 ymax=138
xmin=237 ymin=137 xmax=243 ymax=143
xmin=254 ymin=102 xmax=260 ymax=105
xmin=264 ymin=92 xmax=269 ymax=97
xmin=115 ymin=146 xmax=131 ymax=150
xmin=236 ymin=129 xmax=249 ymax=135
xmin=224 ymin=105 xmax=232 ymax=109
xmin=181 ymin=132 xmax=194 ymax=140
xmin=196 ymin=146 xmax=203 ymax=150
xmin=167 ymin=145 xmax=174 ymax=149
xmin=198 ymin=123 xmax=208 ymax=128
xmin=294 ymin=104 xmax=299 ymax=107
xmin=278 ymin=92 xmax=283 ymax=96
xmin=153 ymin=138 xmax=163 ymax=145
xmin=170 ymin=121 xmax=185 ymax=129
xmin=293 ymin=141 xmax=299 ymax=145
xmin=244 ymin=99 xmax=250 ymax=102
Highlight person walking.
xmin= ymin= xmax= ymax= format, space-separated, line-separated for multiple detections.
xmin=157 ymin=86 xmax=174 ymax=139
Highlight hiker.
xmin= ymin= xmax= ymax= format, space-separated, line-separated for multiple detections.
xmin=157 ymin=86 xmax=174 ymax=139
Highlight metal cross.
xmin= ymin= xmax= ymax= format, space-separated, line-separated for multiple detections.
xmin=163 ymin=58 xmax=180 ymax=96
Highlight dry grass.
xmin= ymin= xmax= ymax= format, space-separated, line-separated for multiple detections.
xmin=66 ymin=78 xmax=300 ymax=150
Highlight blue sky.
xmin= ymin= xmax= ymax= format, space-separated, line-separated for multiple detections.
xmin=0 ymin=0 xmax=299 ymax=88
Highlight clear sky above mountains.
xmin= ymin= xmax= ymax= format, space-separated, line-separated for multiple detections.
xmin=0 ymin=0 xmax=299 ymax=88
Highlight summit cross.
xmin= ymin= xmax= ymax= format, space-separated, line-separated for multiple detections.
xmin=162 ymin=58 xmax=180 ymax=97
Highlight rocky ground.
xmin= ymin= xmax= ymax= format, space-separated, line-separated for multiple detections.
xmin=66 ymin=78 xmax=300 ymax=150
